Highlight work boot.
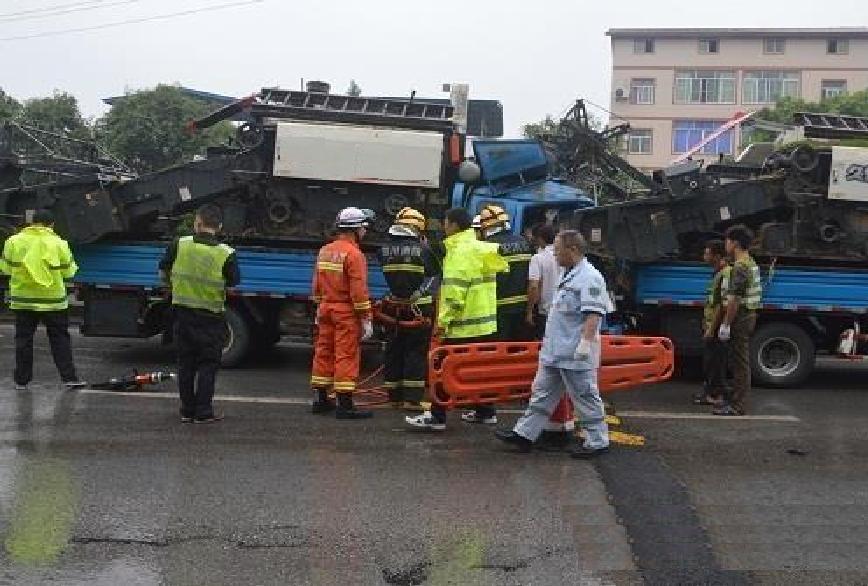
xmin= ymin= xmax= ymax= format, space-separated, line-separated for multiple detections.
xmin=335 ymin=394 xmax=373 ymax=420
xmin=311 ymin=390 xmax=336 ymax=414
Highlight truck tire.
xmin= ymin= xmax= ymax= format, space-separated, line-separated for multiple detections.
xmin=750 ymin=322 xmax=815 ymax=388
xmin=222 ymin=307 xmax=252 ymax=368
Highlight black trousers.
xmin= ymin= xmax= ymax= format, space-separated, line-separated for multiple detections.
xmin=14 ymin=310 xmax=78 ymax=385
xmin=473 ymin=310 xmax=533 ymax=418
xmin=430 ymin=333 xmax=496 ymax=423
xmin=383 ymin=307 xmax=431 ymax=404
xmin=702 ymin=336 xmax=728 ymax=396
xmin=175 ymin=308 xmax=226 ymax=419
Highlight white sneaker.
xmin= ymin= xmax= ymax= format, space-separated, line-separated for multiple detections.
xmin=460 ymin=411 xmax=497 ymax=425
xmin=14 ymin=384 xmax=27 ymax=392
xmin=64 ymin=380 xmax=87 ymax=391
xmin=405 ymin=412 xmax=446 ymax=431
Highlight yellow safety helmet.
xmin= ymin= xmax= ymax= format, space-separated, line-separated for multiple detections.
xmin=393 ymin=207 xmax=426 ymax=232
xmin=478 ymin=203 xmax=510 ymax=232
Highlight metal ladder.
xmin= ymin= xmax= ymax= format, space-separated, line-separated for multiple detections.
xmin=794 ymin=112 xmax=868 ymax=138
xmin=254 ymin=88 xmax=454 ymax=130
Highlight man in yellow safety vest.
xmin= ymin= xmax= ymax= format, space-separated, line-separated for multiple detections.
xmin=160 ymin=204 xmax=240 ymax=424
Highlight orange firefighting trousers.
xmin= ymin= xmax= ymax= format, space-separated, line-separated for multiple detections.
xmin=311 ymin=302 xmax=361 ymax=394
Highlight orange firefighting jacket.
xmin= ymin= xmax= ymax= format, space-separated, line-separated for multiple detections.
xmin=311 ymin=234 xmax=372 ymax=318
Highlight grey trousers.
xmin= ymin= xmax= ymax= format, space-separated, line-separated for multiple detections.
xmin=513 ymin=364 xmax=609 ymax=449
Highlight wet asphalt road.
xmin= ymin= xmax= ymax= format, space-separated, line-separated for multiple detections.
xmin=1 ymin=325 xmax=868 ymax=585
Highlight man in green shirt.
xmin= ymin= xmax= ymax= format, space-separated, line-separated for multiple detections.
xmin=715 ymin=225 xmax=762 ymax=416
xmin=694 ymin=239 xmax=730 ymax=406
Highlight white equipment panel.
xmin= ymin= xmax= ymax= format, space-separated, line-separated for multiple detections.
xmin=272 ymin=122 xmax=443 ymax=188
xmin=828 ymin=146 xmax=868 ymax=201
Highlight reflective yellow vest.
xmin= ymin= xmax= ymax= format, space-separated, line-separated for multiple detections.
xmin=438 ymin=228 xmax=508 ymax=339
xmin=170 ymin=236 xmax=234 ymax=314
xmin=0 ymin=226 xmax=77 ymax=311
xmin=724 ymin=256 xmax=762 ymax=311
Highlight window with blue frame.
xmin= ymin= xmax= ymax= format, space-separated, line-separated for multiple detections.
xmin=671 ymin=120 xmax=733 ymax=155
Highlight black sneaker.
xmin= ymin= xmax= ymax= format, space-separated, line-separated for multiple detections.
xmin=494 ymin=429 xmax=533 ymax=453
xmin=194 ymin=413 xmax=224 ymax=424
xmin=569 ymin=444 xmax=609 ymax=459
xmin=180 ymin=416 xmax=194 ymax=424
xmin=64 ymin=380 xmax=87 ymax=391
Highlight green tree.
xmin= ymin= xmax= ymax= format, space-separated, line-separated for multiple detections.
xmin=749 ymin=90 xmax=868 ymax=145
xmin=346 ymin=79 xmax=362 ymax=97
xmin=97 ymin=84 xmax=234 ymax=173
xmin=20 ymin=91 xmax=89 ymax=139
xmin=0 ymin=88 xmax=22 ymax=122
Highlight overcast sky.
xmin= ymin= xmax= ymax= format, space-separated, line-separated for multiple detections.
xmin=1 ymin=0 xmax=865 ymax=136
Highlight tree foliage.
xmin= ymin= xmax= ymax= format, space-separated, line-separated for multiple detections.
xmin=0 ymin=88 xmax=22 ymax=122
xmin=750 ymin=89 xmax=868 ymax=145
xmin=346 ymin=79 xmax=362 ymax=97
xmin=97 ymin=84 xmax=234 ymax=173
xmin=19 ymin=92 xmax=89 ymax=139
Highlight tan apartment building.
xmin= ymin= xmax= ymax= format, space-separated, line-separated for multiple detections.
xmin=607 ymin=27 xmax=868 ymax=171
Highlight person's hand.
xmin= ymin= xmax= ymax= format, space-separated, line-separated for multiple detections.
xmin=574 ymin=338 xmax=592 ymax=361
xmin=718 ymin=323 xmax=731 ymax=342
xmin=361 ymin=319 xmax=374 ymax=341
xmin=703 ymin=327 xmax=714 ymax=340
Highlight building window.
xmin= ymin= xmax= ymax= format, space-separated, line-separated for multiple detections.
xmin=633 ymin=38 xmax=655 ymax=54
xmin=674 ymin=70 xmax=736 ymax=104
xmin=630 ymin=79 xmax=656 ymax=104
xmin=763 ymin=38 xmax=785 ymax=54
xmin=672 ymin=121 xmax=733 ymax=155
xmin=743 ymin=71 xmax=801 ymax=104
xmin=821 ymin=80 xmax=848 ymax=100
xmin=628 ymin=129 xmax=653 ymax=154
xmin=699 ymin=38 xmax=720 ymax=54
xmin=827 ymin=39 xmax=849 ymax=54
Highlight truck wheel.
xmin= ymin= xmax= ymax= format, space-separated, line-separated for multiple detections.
xmin=750 ymin=322 xmax=815 ymax=388
xmin=222 ymin=307 xmax=251 ymax=368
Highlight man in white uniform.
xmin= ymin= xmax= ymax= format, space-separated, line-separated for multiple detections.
xmin=496 ymin=230 xmax=610 ymax=459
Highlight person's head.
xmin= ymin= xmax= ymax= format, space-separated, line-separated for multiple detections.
xmin=444 ymin=207 xmax=472 ymax=237
xmin=30 ymin=209 xmax=55 ymax=227
xmin=554 ymin=230 xmax=586 ymax=268
xmin=532 ymin=223 xmax=556 ymax=249
xmin=193 ymin=204 xmax=223 ymax=235
xmin=703 ymin=238 xmax=726 ymax=267
xmin=478 ymin=204 xmax=510 ymax=238
xmin=724 ymin=225 xmax=753 ymax=256
xmin=335 ymin=207 xmax=374 ymax=241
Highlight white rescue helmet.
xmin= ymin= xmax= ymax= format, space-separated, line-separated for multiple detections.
xmin=335 ymin=207 xmax=375 ymax=229
xmin=471 ymin=214 xmax=482 ymax=229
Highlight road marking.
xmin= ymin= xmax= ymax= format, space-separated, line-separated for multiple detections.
xmin=73 ymin=391 xmax=799 ymax=421
xmin=497 ymin=408 xmax=800 ymax=422
xmin=79 ymin=389 xmax=311 ymax=405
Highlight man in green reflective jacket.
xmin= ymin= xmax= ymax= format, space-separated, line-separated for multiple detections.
xmin=160 ymin=205 xmax=240 ymax=424
xmin=0 ymin=210 xmax=85 ymax=391
xmin=406 ymin=208 xmax=507 ymax=431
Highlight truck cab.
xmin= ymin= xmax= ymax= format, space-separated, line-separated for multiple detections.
xmin=452 ymin=139 xmax=595 ymax=237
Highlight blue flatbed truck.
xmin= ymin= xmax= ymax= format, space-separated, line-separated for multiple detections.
xmin=69 ymin=139 xmax=596 ymax=367
xmin=626 ymin=262 xmax=868 ymax=387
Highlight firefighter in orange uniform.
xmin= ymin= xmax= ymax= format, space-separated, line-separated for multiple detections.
xmin=310 ymin=207 xmax=376 ymax=420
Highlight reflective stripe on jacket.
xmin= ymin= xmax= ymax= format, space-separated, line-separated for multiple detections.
xmin=438 ymin=228 xmax=508 ymax=339
xmin=0 ymin=226 xmax=77 ymax=312
xmin=170 ymin=236 xmax=234 ymax=314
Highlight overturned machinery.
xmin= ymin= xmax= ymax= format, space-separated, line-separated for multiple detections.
xmin=0 ymin=86 xmax=472 ymax=246
xmin=566 ymin=112 xmax=868 ymax=265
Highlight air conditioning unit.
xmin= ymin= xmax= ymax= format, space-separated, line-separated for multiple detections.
xmin=614 ymin=87 xmax=629 ymax=102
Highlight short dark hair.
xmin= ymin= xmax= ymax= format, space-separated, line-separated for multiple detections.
xmin=532 ymin=223 xmax=556 ymax=245
xmin=195 ymin=204 xmax=223 ymax=229
xmin=556 ymin=230 xmax=586 ymax=254
xmin=31 ymin=209 xmax=55 ymax=226
xmin=445 ymin=208 xmax=472 ymax=231
xmin=724 ymin=225 xmax=753 ymax=250
xmin=705 ymin=238 xmax=725 ymax=257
